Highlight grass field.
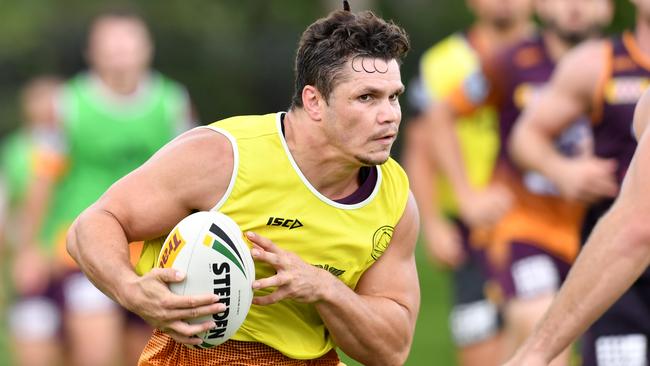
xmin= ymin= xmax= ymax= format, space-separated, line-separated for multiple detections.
xmin=1 ymin=267 xmax=12 ymax=366
xmin=0 ymin=239 xmax=456 ymax=366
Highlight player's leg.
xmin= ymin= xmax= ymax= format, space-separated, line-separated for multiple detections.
xmin=8 ymin=285 xmax=64 ymax=366
xmin=497 ymin=241 xmax=572 ymax=366
xmin=452 ymin=288 xmax=504 ymax=366
xmin=124 ymin=310 xmax=153 ymax=365
xmin=503 ymin=293 xmax=571 ymax=365
xmin=449 ymin=220 xmax=504 ymax=366
xmin=580 ymin=274 xmax=650 ymax=366
xmin=62 ymin=270 xmax=124 ymax=366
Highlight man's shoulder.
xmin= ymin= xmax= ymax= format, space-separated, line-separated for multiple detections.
xmin=207 ymin=113 xmax=280 ymax=139
xmin=420 ymin=31 xmax=481 ymax=98
xmin=421 ymin=31 xmax=476 ymax=68
xmin=380 ymin=157 xmax=409 ymax=190
xmin=60 ymin=72 xmax=89 ymax=94
xmin=551 ymin=38 xmax=611 ymax=90
xmin=150 ymin=71 xmax=188 ymax=95
xmin=558 ymin=39 xmax=611 ymax=71
xmin=495 ymin=35 xmax=544 ymax=69
xmin=382 ymin=156 xmax=405 ymax=170
xmin=376 ymin=158 xmax=411 ymax=227
xmin=428 ymin=31 xmax=470 ymax=52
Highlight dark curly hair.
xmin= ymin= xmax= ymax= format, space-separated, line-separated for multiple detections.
xmin=290 ymin=10 xmax=410 ymax=109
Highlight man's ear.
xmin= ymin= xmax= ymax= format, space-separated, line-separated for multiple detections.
xmin=302 ymin=85 xmax=324 ymax=121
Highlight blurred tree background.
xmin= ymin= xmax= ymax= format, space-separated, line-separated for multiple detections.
xmin=0 ymin=1 xmax=638 ymax=365
xmin=0 ymin=0 xmax=467 ymax=135
xmin=0 ymin=0 xmax=634 ymax=137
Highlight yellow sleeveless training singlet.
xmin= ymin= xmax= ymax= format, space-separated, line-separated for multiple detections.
xmin=420 ymin=33 xmax=499 ymax=215
xmin=137 ymin=112 xmax=409 ymax=360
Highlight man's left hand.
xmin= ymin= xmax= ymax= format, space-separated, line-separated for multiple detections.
xmin=246 ymin=231 xmax=331 ymax=305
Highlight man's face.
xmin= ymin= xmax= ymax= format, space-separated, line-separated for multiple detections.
xmin=540 ymin=0 xmax=612 ymax=43
xmin=23 ymin=82 xmax=59 ymax=128
xmin=87 ymin=17 xmax=152 ymax=78
xmin=321 ymin=57 xmax=404 ymax=166
xmin=468 ymin=0 xmax=534 ymax=28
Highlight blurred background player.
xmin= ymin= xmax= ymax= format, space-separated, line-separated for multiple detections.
xmin=510 ymin=0 xmax=650 ymax=364
xmin=9 ymin=9 xmax=194 ymax=366
xmin=0 ymin=76 xmax=62 ymax=366
xmin=402 ymin=0 xmax=534 ymax=364
xmin=426 ymin=0 xmax=613 ymax=364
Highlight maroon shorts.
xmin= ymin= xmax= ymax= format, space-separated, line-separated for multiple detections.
xmin=580 ymin=270 xmax=650 ymax=366
xmin=489 ymin=241 xmax=571 ymax=301
xmin=448 ymin=218 xmax=502 ymax=346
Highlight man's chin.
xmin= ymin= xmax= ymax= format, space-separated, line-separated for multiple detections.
xmin=357 ymin=153 xmax=390 ymax=166
xmin=491 ymin=16 xmax=515 ymax=31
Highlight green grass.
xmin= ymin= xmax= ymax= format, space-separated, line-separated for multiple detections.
xmin=340 ymin=240 xmax=457 ymax=366
xmin=0 ymin=262 xmax=12 ymax=366
xmin=0 ymin=316 xmax=9 ymax=366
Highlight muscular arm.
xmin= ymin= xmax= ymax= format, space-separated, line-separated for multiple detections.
xmin=403 ymin=116 xmax=463 ymax=268
xmin=403 ymin=116 xmax=436 ymax=229
xmin=426 ymin=101 xmax=471 ymax=204
xmin=12 ymin=144 xmax=66 ymax=295
xmin=67 ymin=128 xmax=231 ymax=343
xmin=509 ymin=40 xmax=618 ymax=202
xmin=427 ymin=100 xmax=512 ymax=227
xmin=506 ymin=89 xmax=650 ymax=365
xmin=248 ymin=194 xmax=420 ymax=365
xmin=316 ymin=193 xmax=420 ymax=365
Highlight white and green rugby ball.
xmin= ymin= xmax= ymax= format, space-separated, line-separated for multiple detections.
xmin=156 ymin=211 xmax=255 ymax=348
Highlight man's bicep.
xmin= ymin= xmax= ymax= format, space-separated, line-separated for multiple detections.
xmin=621 ymin=108 xmax=650 ymax=205
xmin=524 ymin=42 xmax=606 ymax=135
xmin=356 ymin=193 xmax=420 ymax=313
xmin=519 ymin=86 xmax=581 ymax=138
xmin=93 ymin=128 xmax=233 ymax=242
xmin=632 ymin=89 xmax=650 ymax=140
xmin=523 ymin=72 xmax=589 ymax=137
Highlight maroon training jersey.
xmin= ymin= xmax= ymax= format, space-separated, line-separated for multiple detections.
xmin=593 ymin=31 xmax=649 ymax=183
xmin=581 ymin=31 xmax=650 ymax=241
xmin=446 ymin=34 xmax=588 ymax=265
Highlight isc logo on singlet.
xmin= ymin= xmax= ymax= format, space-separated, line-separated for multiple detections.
xmin=266 ymin=217 xmax=303 ymax=229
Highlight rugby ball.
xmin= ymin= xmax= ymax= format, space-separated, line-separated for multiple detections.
xmin=156 ymin=211 xmax=255 ymax=348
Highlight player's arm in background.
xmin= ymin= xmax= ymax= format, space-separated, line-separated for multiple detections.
xmin=11 ymin=126 xmax=67 ymax=296
xmin=425 ymin=60 xmax=511 ymax=228
xmin=403 ymin=113 xmax=464 ymax=268
xmin=403 ymin=68 xmax=465 ymax=268
xmin=504 ymin=85 xmax=650 ymax=366
xmin=509 ymin=40 xmax=618 ymax=203
xmin=248 ymin=194 xmax=420 ymax=366
xmin=66 ymin=128 xmax=230 ymax=345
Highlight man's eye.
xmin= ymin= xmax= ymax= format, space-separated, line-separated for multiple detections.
xmin=359 ymin=94 xmax=372 ymax=102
